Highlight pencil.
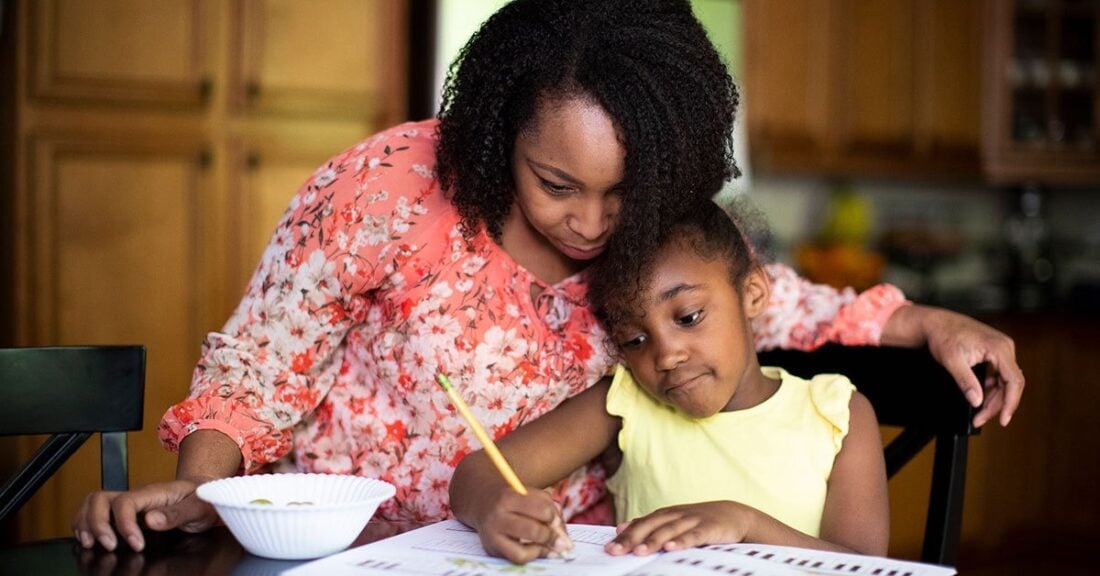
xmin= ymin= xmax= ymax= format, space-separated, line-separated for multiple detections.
xmin=436 ymin=374 xmax=528 ymax=495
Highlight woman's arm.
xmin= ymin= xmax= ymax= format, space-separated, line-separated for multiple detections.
xmin=607 ymin=391 xmax=888 ymax=556
xmin=881 ymin=305 xmax=1024 ymax=427
xmin=757 ymin=263 xmax=1024 ymax=428
xmin=450 ymin=378 xmax=619 ymax=563
xmin=158 ymin=122 xmax=442 ymax=472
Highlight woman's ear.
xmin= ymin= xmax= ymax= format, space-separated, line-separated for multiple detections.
xmin=741 ymin=266 xmax=771 ymax=319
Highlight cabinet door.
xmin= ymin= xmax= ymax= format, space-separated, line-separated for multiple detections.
xmin=982 ymin=0 xmax=1100 ymax=184
xmin=29 ymin=0 xmax=209 ymax=107
xmin=232 ymin=0 xmax=406 ymax=122
xmin=16 ymin=136 xmax=214 ymax=540
xmin=743 ymin=0 xmax=982 ymax=180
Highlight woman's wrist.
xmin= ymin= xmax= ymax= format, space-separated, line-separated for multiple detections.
xmin=879 ymin=304 xmax=941 ymax=348
xmin=176 ymin=429 xmax=244 ymax=482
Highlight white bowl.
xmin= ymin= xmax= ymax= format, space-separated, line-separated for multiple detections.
xmin=195 ymin=473 xmax=395 ymax=560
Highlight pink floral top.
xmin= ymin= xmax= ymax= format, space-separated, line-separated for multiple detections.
xmin=159 ymin=119 xmax=908 ymax=523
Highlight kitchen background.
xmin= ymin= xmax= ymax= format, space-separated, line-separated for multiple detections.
xmin=1 ymin=1 xmax=1097 ymax=574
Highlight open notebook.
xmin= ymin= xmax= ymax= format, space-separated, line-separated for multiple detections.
xmin=284 ymin=519 xmax=956 ymax=576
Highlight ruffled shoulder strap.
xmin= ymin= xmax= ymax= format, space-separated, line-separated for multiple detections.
xmin=606 ymin=364 xmax=642 ymax=418
xmin=806 ymin=373 xmax=857 ymax=453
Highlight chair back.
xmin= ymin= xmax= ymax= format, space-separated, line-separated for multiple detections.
xmin=758 ymin=344 xmax=980 ymax=566
xmin=0 ymin=345 xmax=146 ymax=523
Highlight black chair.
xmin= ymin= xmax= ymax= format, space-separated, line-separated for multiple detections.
xmin=0 ymin=345 xmax=146 ymax=524
xmin=758 ymin=344 xmax=981 ymax=566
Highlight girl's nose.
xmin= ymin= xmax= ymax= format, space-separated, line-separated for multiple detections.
xmin=654 ymin=334 xmax=688 ymax=372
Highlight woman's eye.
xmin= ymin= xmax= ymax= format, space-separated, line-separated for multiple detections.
xmin=677 ymin=310 xmax=703 ymax=326
xmin=539 ymin=178 xmax=572 ymax=195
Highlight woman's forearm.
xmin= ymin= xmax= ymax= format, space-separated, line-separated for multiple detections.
xmin=878 ymin=303 xmax=932 ymax=348
xmin=175 ymin=429 xmax=244 ymax=482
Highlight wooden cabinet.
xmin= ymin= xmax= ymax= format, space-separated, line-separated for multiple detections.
xmin=4 ymin=0 xmax=407 ymax=541
xmin=744 ymin=0 xmax=1100 ymax=185
xmin=743 ymin=0 xmax=984 ymax=181
xmin=983 ymin=0 xmax=1100 ymax=185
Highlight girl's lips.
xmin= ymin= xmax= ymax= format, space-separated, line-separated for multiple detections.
xmin=664 ymin=373 xmax=704 ymax=398
xmin=558 ymin=242 xmax=606 ymax=261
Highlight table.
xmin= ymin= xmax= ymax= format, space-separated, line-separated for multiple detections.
xmin=0 ymin=521 xmax=425 ymax=576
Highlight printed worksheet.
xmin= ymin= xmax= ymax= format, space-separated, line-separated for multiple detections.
xmin=283 ymin=520 xmax=956 ymax=576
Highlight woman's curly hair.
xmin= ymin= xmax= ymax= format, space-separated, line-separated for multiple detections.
xmin=435 ymin=0 xmax=740 ymax=269
xmin=588 ymin=196 xmax=766 ymax=334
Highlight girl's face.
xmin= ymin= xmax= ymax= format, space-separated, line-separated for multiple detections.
xmin=612 ymin=241 xmax=773 ymax=418
xmin=507 ymin=97 xmax=624 ymax=264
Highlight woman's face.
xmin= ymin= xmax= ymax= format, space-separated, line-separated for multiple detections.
xmin=508 ymin=96 xmax=624 ymax=262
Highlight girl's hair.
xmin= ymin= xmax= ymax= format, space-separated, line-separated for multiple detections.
xmin=435 ymin=0 xmax=739 ymax=266
xmin=589 ymin=197 xmax=762 ymax=332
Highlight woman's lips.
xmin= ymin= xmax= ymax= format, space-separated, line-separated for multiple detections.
xmin=558 ymin=242 xmax=606 ymax=260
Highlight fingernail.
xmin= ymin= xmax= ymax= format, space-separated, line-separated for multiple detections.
xmin=607 ymin=543 xmax=623 ymax=555
xmin=102 ymin=534 xmax=117 ymax=551
xmin=145 ymin=511 xmax=164 ymax=527
xmin=553 ymin=536 xmax=568 ymax=551
xmin=127 ymin=534 xmax=144 ymax=551
xmin=966 ymin=389 xmax=981 ymax=406
xmin=635 ymin=544 xmax=648 ymax=555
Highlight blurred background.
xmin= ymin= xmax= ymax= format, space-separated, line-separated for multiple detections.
xmin=0 ymin=1 xmax=1097 ymax=574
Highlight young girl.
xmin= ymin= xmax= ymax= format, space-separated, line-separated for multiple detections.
xmin=449 ymin=199 xmax=889 ymax=564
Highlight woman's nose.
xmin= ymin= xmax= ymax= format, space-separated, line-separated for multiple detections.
xmin=569 ymin=197 xmax=618 ymax=242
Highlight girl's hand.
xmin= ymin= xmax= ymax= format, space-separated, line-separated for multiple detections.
xmin=475 ymin=489 xmax=572 ymax=564
xmin=605 ymin=501 xmax=752 ymax=556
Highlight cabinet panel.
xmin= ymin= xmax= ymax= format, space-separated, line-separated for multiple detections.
xmin=743 ymin=0 xmax=833 ymax=162
xmin=30 ymin=0 xmax=208 ymax=107
xmin=233 ymin=0 xmax=406 ymax=121
xmin=18 ymin=136 xmax=211 ymax=539
xmin=838 ymin=0 xmax=915 ymax=152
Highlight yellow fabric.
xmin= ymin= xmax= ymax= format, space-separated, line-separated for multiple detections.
xmin=605 ymin=365 xmax=854 ymax=537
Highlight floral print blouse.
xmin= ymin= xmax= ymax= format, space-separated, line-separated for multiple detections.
xmin=158 ymin=119 xmax=908 ymax=523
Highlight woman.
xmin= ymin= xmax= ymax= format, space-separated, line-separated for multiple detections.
xmin=73 ymin=0 xmax=1022 ymax=552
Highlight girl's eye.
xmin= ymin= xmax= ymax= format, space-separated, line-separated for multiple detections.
xmin=677 ymin=310 xmax=703 ymax=326
xmin=618 ymin=334 xmax=647 ymax=350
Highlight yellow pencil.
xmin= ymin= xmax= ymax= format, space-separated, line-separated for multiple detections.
xmin=436 ymin=374 xmax=528 ymax=495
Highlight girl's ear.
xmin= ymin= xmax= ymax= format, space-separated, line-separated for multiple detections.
xmin=741 ymin=266 xmax=771 ymax=319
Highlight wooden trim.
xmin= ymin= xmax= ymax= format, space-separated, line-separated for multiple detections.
xmin=27 ymin=0 xmax=209 ymax=108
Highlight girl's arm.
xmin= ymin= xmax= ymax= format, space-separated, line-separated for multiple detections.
xmin=450 ymin=378 xmax=620 ymax=564
xmin=608 ymin=391 xmax=888 ymax=556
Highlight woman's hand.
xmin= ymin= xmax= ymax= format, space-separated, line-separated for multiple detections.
xmin=473 ymin=489 xmax=571 ymax=565
xmin=606 ymin=501 xmax=752 ymax=556
xmin=72 ymin=430 xmax=242 ymax=552
xmin=71 ymin=479 xmax=220 ymax=552
xmin=883 ymin=305 xmax=1025 ymax=427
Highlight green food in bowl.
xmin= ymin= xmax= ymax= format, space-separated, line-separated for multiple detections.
xmin=249 ymin=498 xmax=273 ymax=505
